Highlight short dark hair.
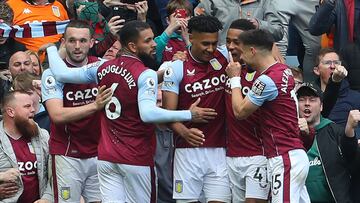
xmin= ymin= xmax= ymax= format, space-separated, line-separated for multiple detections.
xmin=119 ymin=20 xmax=151 ymax=47
xmin=0 ymin=2 xmax=13 ymax=25
xmin=315 ymin=47 xmax=338 ymax=66
xmin=1 ymin=90 xmax=31 ymax=114
xmin=166 ymin=0 xmax=193 ymax=17
xmin=238 ymin=29 xmax=274 ymax=52
xmin=188 ymin=15 xmax=223 ymax=34
xmin=229 ymin=19 xmax=256 ymax=31
xmin=64 ymin=20 xmax=92 ymax=38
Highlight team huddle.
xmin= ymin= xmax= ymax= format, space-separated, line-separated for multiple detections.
xmin=35 ymin=14 xmax=322 ymax=203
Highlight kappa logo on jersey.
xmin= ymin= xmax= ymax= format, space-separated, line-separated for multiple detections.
xmin=165 ymin=46 xmax=173 ymax=52
xmin=209 ymin=58 xmax=222 ymax=70
xmin=252 ymin=79 xmax=266 ymax=96
xmin=186 ymin=69 xmax=195 ymax=76
xmin=60 ymin=187 xmax=71 ymax=200
xmin=22 ymin=8 xmax=32 ymax=14
xmin=175 ymin=180 xmax=183 ymax=193
xmin=52 ymin=6 xmax=61 ymax=17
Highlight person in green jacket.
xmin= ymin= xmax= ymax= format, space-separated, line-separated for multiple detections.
xmin=297 ymin=82 xmax=358 ymax=203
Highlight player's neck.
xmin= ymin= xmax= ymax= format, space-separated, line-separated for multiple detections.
xmin=122 ymin=48 xmax=139 ymax=59
xmin=257 ymin=55 xmax=277 ymax=74
xmin=65 ymin=57 xmax=88 ymax=67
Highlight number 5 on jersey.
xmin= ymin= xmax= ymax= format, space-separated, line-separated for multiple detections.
xmin=105 ymin=83 xmax=121 ymax=120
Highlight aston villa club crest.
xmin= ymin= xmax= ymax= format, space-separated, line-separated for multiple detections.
xmin=60 ymin=187 xmax=70 ymax=200
xmin=245 ymin=72 xmax=256 ymax=81
xmin=52 ymin=6 xmax=61 ymax=17
xmin=209 ymin=58 xmax=222 ymax=70
xmin=175 ymin=180 xmax=183 ymax=193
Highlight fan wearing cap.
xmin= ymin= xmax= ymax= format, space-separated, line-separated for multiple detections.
xmin=297 ymin=82 xmax=358 ymax=203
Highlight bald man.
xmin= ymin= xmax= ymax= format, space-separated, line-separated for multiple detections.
xmin=0 ymin=91 xmax=52 ymax=202
xmin=8 ymin=51 xmax=33 ymax=78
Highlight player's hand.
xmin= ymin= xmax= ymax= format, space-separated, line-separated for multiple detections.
xmin=189 ymin=98 xmax=217 ymax=123
xmin=226 ymin=51 xmax=242 ymax=78
xmin=136 ymin=1 xmax=148 ymax=22
xmin=0 ymin=70 xmax=12 ymax=82
xmin=0 ymin=169 xmax=20 ymax=183
xmin=180 ymin=128 xmax=205 ymax=146
xmin=331 ymin=65 xmax=348 ymax=83
xmin=249 ymin=18 xmax=259 ymax=29
xmin=0 ymin=181 xmax=19 ymax=200
xmin=172 ymin=51 xmax=187 ymax=61
xmin=33 ymin=199 xmax=51 ymax=203
xmin=345 ymin=110 xmax=360 ymax=137
xmin=103 ymin=0 xmax=125 ymax=7
xmin=95 ymin=85 xmax=113 ymax=110
xmin=38 ymin=43 xmax=56 ymax=55
xmin=194 ymin=7 xmax=205 ymax=16
xmin=298 ymin=118 xmax=310 ymax=135
xmin=108 ymin=16 xmax=125 ymax=36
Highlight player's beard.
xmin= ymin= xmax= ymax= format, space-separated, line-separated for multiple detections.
xmin=138 ymin=52 xmax=158 ymax=71
xmin=14 ymin=116 xmax=39 ymax=139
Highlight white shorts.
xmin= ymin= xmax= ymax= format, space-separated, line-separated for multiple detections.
xmin=267 ymin=149 xmax=310 ymax=203
xmin=173 ymin=148 xmax=231 ymax=203
xmin=226 ymin=155 xmax=269 ymax=202
xmin=51 ymin=155 xmax=100 ymax=203
xmin=97 ymin=160 xmax=157 ymax=203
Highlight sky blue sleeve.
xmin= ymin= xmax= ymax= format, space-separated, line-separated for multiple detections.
xmin=41 ymin=69 xmax=64 ymax=102
xmin=247 ymin=74 xmax=278 ymax=106
xmin=161 ymin=60 xmax=184 ymax=94
xmin=217 ymin=44 xmax=229 ymax=61
xmin=138 ymin=69 xmax=192 ymax=123
xmin=47 ymin=46 xmax=105 ymax=84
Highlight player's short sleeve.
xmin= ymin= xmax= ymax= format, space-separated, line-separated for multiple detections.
xmin=217 ymin=44 xmax=229 ymax=61
xmin=247 ymin=74 xmax=278 ymax=106
xmin=41 ymin=69 xmax=64 ymax=102
xmin=161 ymin=60 xmax=184 ymax=94
xmin=138 ymin=69 xmax=158 ymax=102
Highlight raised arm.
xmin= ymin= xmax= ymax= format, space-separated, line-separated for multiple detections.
xmin=46 ymin=46 xmax=105 ymax=84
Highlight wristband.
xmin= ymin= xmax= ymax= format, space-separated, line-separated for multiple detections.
xmin=230 ymin=77 xmax=241 ymax=89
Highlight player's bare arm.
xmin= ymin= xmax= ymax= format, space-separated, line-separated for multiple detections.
xmin=226 ymin=52 xmax=259 ymax=120
xmin=45 ymin=85 xmax=112 ymax=124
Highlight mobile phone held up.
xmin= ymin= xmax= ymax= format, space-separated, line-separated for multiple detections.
xmin=174 ymin=9 xmax=187 ymax=18
xmin=112 ymin=6 xmax=137 ymax=22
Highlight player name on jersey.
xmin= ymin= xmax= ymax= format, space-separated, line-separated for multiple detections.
xmin=97 ymin=63 xmax=136 ymax=89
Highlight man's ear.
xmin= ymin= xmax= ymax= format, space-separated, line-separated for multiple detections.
xmin=89 ymin=38 xmax=95 ymax=49
xmin=313 ymin=66 xmax=320 ymax=76
xmin=250 ymin=47 xmax=256 ymax=55
xmin=189 ymin=33 xmax=193 ymax=43
xmin=127 ymin=42 xmax=137 ymax=53
xmin=5 ymin=107 xmax=15 ymax=118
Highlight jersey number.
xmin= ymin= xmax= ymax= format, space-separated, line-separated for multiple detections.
xmin=105 ymin=83 xmax=121 ymax=120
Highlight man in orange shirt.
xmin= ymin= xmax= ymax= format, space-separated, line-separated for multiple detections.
xmin=6 ymin=0 xmax=69 ymax=51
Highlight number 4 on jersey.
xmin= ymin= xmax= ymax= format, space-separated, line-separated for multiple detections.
xmin=105 ymin=83 xmax=121 ymax=120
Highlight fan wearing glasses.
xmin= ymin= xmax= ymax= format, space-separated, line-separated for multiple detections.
xmin=313 ymin=48 xmax=347 ymax=92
